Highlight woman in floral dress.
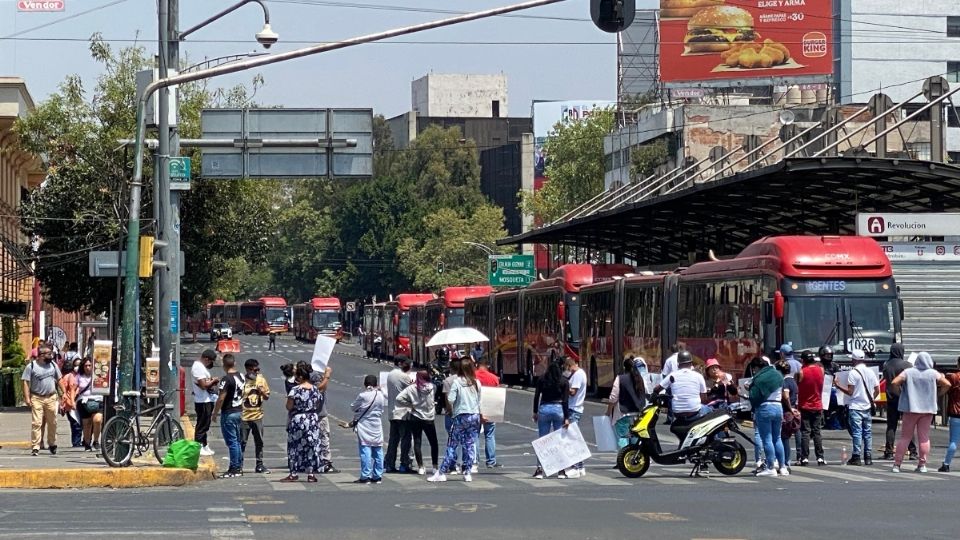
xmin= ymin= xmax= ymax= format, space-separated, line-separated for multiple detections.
xmin=282 ymin=363 xmax=323 ymax=482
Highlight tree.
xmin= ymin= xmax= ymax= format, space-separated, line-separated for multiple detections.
xmin=520 ymin=109 xmax=615 ymax=223
xmin=397 ymin=205 xmax=512 ymax=290
xmin=630 ymin=138 xmax=669 ymax=180
xmin=390 ymin=125 xmax=485 ymax=213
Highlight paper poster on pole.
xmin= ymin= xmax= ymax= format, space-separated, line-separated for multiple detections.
xmin=531 ymin=423 xmax=592 ymax=477
xmin=379 ymin=371 xmax=389 ymax=389
xmin=311 ymin=335 xmax=336 ymax=373
xmin=835 ymin=371 xmax=850 ymax=406
xmin=738 ymin=377 xmax=753 ymax=411
xmin=92 ymin=340 xmax=112 ymax=396
xmin=479 ymin=386 xmax=506 ymax=423
xmin=822 ymin=374 xmax=833 ymax=410
xmin=593 ymin=415 xmax=618 ymax=452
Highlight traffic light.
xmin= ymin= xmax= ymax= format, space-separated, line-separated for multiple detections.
xmin=437 ymin=261 xmax=444 ymax=274
xmin=138 ymin=236 xmax=168 ymax=278
xmin=590 ymin=0 xmax=635 ymax=33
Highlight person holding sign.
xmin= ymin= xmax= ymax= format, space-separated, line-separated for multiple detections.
xmin=531 ymin=360 xmax=571 ymax=479
xmin=396 ymin=370 xmax=439 ymax=475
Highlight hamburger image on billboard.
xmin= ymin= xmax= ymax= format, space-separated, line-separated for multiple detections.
xmin=659 ymin=0 xmax=833 ymax=83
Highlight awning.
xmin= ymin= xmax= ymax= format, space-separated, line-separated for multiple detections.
xmin=499 ymin=157 xmax=960 ymax=265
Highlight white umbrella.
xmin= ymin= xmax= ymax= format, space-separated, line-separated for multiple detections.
xmin=426 ymin=327 xmax=489 ymax=348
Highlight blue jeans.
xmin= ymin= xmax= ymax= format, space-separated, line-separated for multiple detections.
xmin=848 ymin=408 xmax=873 ymax=458
xmin=755 ymin=402 xmax=785 ymax=470
xmin=944 ymin=417 xmax=960 ymax=466
xmin=481 ymin=421 xmax=496 ymax=466
xmin=753 ymin=412 xmax=764 ymax=463
xmin=569 ymin=411 xmax=584 ymax=470
xmin=359 ymin=444 xmax=384 ymax=480
xmin=220 ymin=411 xmax=243 ymax=472
xmin=537 ymin=403 xmax=565 ymax=469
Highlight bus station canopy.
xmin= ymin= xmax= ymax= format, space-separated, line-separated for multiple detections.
xmin=499 ymin=157 xmax=960 ymax=265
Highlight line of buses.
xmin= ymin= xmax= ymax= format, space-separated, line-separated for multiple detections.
xmin=363 ymin=236 xmax=903 ymax=398
xmin=200 ymin=296 xmax=344 ymax=340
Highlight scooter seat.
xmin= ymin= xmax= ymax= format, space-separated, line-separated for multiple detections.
xmin=670 ymin=409 xmax=727 ymax=441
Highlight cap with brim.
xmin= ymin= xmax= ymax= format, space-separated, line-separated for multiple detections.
xmin=849 ymin=349 xmax=866 ymax=361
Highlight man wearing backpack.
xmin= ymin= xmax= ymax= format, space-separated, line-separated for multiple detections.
xmin=213 ymin=354 xmax=246 ymax=477
xmin=21 ymin=344 xmax=65 ymax=456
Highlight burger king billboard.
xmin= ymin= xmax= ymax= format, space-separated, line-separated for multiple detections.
xmin=659 ymin=0 xmax=832 ymax=83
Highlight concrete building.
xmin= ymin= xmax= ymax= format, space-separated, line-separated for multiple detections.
xmin=411 ymin=73 xmax=508 ymax=118
xmin=0 ymin=77 xmax=45 ymax=354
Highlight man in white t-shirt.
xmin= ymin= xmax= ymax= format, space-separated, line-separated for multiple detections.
xmin=192 ymin=349 xmax=219 ymax=456
xmin=565 ymin=357 xmax=589 ymax=477
xmin=655 ymin=351 xmax=708 ymax=439
xmin=834 ymin=350 xmax=880 ymax=466
xmin=660 ymin=343 xmax=685 ymax=377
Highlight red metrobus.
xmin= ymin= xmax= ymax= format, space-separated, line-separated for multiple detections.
xmin=383 ymin=293 xmax=435 ymax=362
xmin=579 ymin=235 xmax=902 ymax=396
xmin=259 ymin=296 xmax=289 ymax=334
xmin=201 ymin=300 xmax=226 ymax=333
xmin=362 ymin=303 xmax=386 ymax=359
xmin=293 ymin=297 xmax=341 ymax=341
xmin=412 ymin=286 xmax=494 ymax=366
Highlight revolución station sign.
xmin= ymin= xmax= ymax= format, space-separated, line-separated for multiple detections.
xmin=856 ymin=213 xmax=960 ymax=237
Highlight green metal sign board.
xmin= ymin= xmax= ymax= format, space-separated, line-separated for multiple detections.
xmin=169 ymin=156 xmax=191 ymax=190
xmin=488 ymin=254 xmax=535 ymax=287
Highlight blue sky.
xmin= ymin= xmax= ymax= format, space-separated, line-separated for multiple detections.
xmin=0 ymin=0 xmax=646 ymax=117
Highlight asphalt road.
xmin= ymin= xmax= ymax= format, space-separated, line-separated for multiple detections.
xmin=0 ymin=333 xmax=957 ymax=540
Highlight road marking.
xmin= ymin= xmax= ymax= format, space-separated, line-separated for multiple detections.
xmin=870 ymin=470 xmax=944 ymax=481
xmin=773 ymin=473 xmax=821 ymax=483
xmin=241 ymin=500 xmax=286 ymax=505
xmin=503 ymin=471 xmax=553 ymax=487
xmin=323 ymin=472 xmax=378 ymax=490
xmin=707 ymin=476 xmax=755 ymax=484
xmin=791 ymin=467 xmax=882 ymax=482
xmin=208 ymin=516 xmax=247 ymax=523
xmin=210 ymin=528 xmax=254 ymax=538
xmin=627 ymin=512 xmax=688 ymax=522
xmin=383 ymin=472 xmax=433 ymax=489
xmin=462 ymin=477 xmax=499 ymax=489
xmin=247 ymin=515 xmax=300 ymax=523
xmin=394 ymin=502 xmax=496 ymax=513
xmin=269 ymin=480 xmax=306 ymax=491
xmin=647 ymin=477 xmax=697 ymax=485
xmin=576 ymin=473 xmax=632 ymax=486
xmin=206 ymin=507 xmax=243 ymax=513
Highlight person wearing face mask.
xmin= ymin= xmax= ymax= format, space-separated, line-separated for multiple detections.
xmin=59 ymin=358 xmax=83 ymax=448
xmin=240 ymin=358 xmax=271 ymax=474
xmin=22 ymin=345 xmax=65 ymax=456
xmin=76 ymin=357 xmax=104 ymax=451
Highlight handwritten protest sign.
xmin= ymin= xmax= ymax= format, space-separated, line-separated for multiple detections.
xmin=531 ymin=423 xmax=592 ymax=477
xmin=480 ymin=386 xmax=506 ymax=423
xmin=311 ymin=335 xmax=336 ymax=373
xmin=822 ymin=374 xmax=833 ymax=410
xmin=379 ymin=371 xmax=389 ymax=389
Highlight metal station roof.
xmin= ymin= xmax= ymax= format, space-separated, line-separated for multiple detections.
xmin=499 ymin=157 xmax=960 ymax=265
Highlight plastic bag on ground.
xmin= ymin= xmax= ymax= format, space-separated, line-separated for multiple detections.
xmin=163 ymin=439 xmax=201 ymax=471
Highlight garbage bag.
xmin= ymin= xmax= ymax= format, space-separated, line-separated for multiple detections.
xmin=163 ymin=439 xmax=201 ymax=471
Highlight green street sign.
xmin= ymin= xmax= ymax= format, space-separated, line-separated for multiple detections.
xmin=488 ymin=254 xmax=535 ymax=287
xmin=169 ymin=156 xmax=191 ymax=190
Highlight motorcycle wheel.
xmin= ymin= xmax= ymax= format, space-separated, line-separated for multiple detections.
xmin=712 ymin=442 xmax=747 ymax=476
xmin=616 ymin=445 xmax=650 ymax=478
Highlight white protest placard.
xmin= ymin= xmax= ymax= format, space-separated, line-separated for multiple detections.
xmin=592 ymin=415 xmax=617 ymax=452
xmin=738 ymin=377 xmax=753 ymax=411
xmin=822 ymin=374 xmax=834 ymax=410
xmin=479 ymin=386 xmax=506 ymax=424
xmin=531 ymin=422 xmax=592 ymax=477
xmin=835 ymin=371 xmax=850 ymax=406
xmin=379 ymin=371 xmax=389 ymax=389
xmin=311 ymin=335 xmax=336 ymax=373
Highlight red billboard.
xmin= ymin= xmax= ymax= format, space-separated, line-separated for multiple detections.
xmin=659 ymin=0 xmax=832 ymax=83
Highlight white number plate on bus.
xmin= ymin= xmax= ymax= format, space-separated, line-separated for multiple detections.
xmin=846 ymin=338 xmax=876 ymax=353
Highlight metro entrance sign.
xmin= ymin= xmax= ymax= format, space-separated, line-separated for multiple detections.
xmin=489 ymin=254 xmax=535 ymax=287
xmin=857 ymin=212 xmax=960 ymax=237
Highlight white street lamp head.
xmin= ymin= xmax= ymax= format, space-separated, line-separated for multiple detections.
xmin=256 ymin=23 xmax=278 ymax=49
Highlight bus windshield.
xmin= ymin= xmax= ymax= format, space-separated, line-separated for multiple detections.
xmin=312 ymin=311 xmax=340 ymax=329
xmin=783 ymin=295 xmax=898 ymax=355
xmin=399 ymin=312 xmax=411 ymax=335
xmin=446 ymin=308 xmax=464 ymax=328
xmin=265 ymin=307 xmax=288 ymax=324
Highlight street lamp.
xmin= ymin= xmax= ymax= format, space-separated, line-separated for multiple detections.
xmin=463 ymin=241 xmax=495 ymax=255
xmin=179 ymin=0 xmax=278 ymax=49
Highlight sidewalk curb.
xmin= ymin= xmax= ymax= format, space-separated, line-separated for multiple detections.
xmin=0 ymin=441 xmax=32 ymax=449
xmin=0 ymin=414 xmax=217 ymax=489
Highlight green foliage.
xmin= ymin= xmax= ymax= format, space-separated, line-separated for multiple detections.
xmin=520 ymin=109 xmax=615 ymax=223
xmin=630 ymin=138 xmax=669 ymax=180
xmin=397 ymin=206 xmax=512 ymax=290
xmin=389 ymin=125 xmax=485 ymax=213
xmin=1 ymin=318 xmax=26 ymax=369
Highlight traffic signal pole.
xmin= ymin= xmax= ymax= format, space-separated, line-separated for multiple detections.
xmin=120 ymin=0 xmax=568 ymax=392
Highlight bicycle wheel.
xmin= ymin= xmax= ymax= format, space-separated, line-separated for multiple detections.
xmin=101 ymin=415 xmax=135 ymax=467
xmin=152 ymin=414 xmax=185 ymax=464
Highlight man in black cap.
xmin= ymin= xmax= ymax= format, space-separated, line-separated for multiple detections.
xmin=192 ymin=349 xmax=219 ymax=456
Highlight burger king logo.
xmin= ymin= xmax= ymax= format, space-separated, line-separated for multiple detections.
xmin=802 ymin=32 xmax=827 ymax=58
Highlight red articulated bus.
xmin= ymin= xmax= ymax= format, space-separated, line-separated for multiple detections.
xmin=292 ymin=297 xmax=342 ymax=341
xmin=413 ymin=286 xmax=494 ymax=366
xmin=362 ymin=303 xmax=386 ymax=359
xmin=201 ymin=300 xmax=226 ymax=333
xmin=259 ymin=296 xmax=289 ymax=334
xmin=383 ymin=293 xmax=436 ymax=362
xmin=579 ymin=235 xmax=902 ymax=397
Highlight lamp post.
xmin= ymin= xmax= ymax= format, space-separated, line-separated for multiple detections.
xmin=462 ymin=241 xmax=495 ymax=255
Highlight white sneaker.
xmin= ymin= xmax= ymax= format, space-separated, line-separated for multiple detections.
xmin=778 ymin=468 xmax=790 ymax=477
xmin=417 ymin=467 xmax=426 ymax=475
xmin=755 ymin=469 xmax=778 ymax=477
xmin=891 ymin=466 xmax=901 ymax=473
xmin=470 ymin=464 xmax=479 ymax=474
xmin=427 ymin=471 xmax=447 ymax=482
xmin=463 ymin=473 xmax=473 ymax=482
xmin=566 ymin=469 xmax=581 ymax=479
xmin=200 ymin=445 xmax=214 ymax=456
xmin=917 ymin=465 xmax=928 ymax=473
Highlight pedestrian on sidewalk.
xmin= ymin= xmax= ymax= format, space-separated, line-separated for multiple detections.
xmin=240 ymin=358 xmax=271 ymax=474
xmin=397 ymin=370 xmax=439 ymax=475
xmin=21 ymin=344 xmax=63 ymax=456
xmin=268 ymin=331 xmax=276 ymax=351
xmin=59 ymin=357 xmax=83 ymax=448
xmin=385 ymin=359 xmax=415 ymax=473
xmin=565 ymin=357 xmax=587 ymax=478
xmin=797 ymin=350 xmax=826 ymax=466
xmin=346 ymin=374 xmax=387 ymax=484
xmin=882 ymin=343 xmax=917 ymax=460
xmin=310 ymin=364 xmax=338 ymax=473
xmin=212 ymin=354 xmax=245 ymax=478
xmin=76 ymin=357 xmax=104 ymax=451
xmin=938 ymin=357 xmax=960 ymax=473
xmin=530 ymin=359 xmax=571 ymax=480
xmin=429 ymin=361 xmax=482 ymax=483
xmin=748 ymin=359 xmax=787 ymax=477
xmin=834 ymin=350 xmax=880 ymax=466
xmin=889 ymin=352 xmax=950 ymax=473
xmin=282 ymin=363 xmax=324 ymax=483
xmin=475 ymin=357 xmax=502 ymax=470
xmin=192 ymin=349 xmax=219 ymax=456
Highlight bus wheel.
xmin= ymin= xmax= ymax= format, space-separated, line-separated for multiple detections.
xmin=589 ymin=359 xmax=599 ymax=396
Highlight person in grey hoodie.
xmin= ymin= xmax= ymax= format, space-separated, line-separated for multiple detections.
xmin=345 ymin=375 xmax=387 ymax=484
xmin=889 ymin=352 xmax=951 ymax=473
xmin=881 ymin=343 xmax=915 ymax=459
xmin=396 ymin=370 xmax=439 ymax=475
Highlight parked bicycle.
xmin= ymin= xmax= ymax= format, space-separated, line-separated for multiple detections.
xmin=101 ymin=388 xmax=184 ymax=467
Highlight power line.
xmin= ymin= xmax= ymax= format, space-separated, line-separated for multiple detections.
xmin=0 ymin=0 xmax=130 ymax=39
